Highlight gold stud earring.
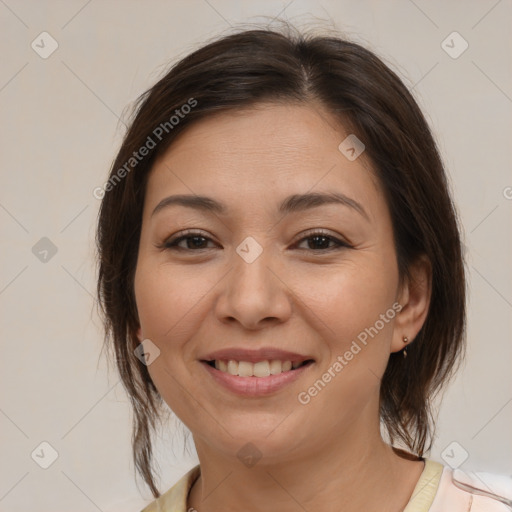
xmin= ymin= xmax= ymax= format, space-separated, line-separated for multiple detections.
xmin=403 ymin=336 xmax=409 ymax=358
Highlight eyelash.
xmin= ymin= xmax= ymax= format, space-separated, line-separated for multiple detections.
xmin=158 ymin=229 xmax=352 ymax=253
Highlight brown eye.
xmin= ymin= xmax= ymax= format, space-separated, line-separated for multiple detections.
xmin=162 ymin=230 xmax=217 ymax=251
xmin=294 ymin=230 xmax=351 ymax=251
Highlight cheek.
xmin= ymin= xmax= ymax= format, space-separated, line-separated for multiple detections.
xmin=296 ymin=259 xmax=398 ymax=407
xmin=296 ymin=271 xmax=397 ymax=422
xmin=134 ymin=262 xmax=208 ymax=420
xmin=134 ymin=260 xmax=212 ymax=342
xmin=302 ymin=261 xmax=397 ymax=338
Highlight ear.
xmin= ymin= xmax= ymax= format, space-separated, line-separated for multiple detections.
xmin=391 ymin=255 xmax=432 ymax=353
xmin=135 ymin=326 xmax=143 ymax=343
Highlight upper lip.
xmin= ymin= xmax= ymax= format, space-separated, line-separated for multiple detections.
xmin=201 ymin=348 xmax=314 ymax=363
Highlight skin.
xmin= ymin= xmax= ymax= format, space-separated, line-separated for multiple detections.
xmin=134 ymin=102 xmax=431 ymax=512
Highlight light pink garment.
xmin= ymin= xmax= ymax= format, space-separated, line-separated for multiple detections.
xmin=429 ymin=466 xmax=512 ymax=511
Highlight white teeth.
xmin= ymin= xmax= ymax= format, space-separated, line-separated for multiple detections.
xmin=253 ymin=361 xmax=270 ymax=377
xmin=238 ymin=361 xmax=253 ymax=377
xmin=213 ymin=359 xmax=304 ymax=377
xmin=269 ymin=360 xmax=283 ymax=375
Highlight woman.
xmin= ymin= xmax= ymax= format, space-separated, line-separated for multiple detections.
xmin=96 ymin=25 xmax=511 ymax=511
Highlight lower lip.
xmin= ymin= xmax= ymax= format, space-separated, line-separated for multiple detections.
xmin=201 ymin=361 xmax=314 ymax=397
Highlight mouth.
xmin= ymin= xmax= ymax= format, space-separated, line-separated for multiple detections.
xmin=200 ymin=357 xmax=315 ymax=397
xmin=201 ymin=359 xmax=315 ymax=377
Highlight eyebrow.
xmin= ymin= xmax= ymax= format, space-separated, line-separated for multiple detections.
xmin=151 ymin=191 xmax=369 ymax=221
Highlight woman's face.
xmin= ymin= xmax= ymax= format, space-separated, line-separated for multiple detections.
xmin=134 ymin=103 xmax=414 ymax=463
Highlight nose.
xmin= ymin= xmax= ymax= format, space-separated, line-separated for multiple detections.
xmin=214 ymin=245 xmax=292 ymax=330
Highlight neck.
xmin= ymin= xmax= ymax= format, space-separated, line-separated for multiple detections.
xmin=187 ymin=416 xmax=424 ymax=512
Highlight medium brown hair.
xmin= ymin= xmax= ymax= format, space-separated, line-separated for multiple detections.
xmin=96 ymin=24 xmax=466 ymax=497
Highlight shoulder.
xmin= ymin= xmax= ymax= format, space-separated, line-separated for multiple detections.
xmin=140 ymin=465 xmax=201 ymax=512
xmin=429 ymin=461 xmax=512 ymax=511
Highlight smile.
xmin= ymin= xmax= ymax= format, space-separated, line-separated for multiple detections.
xmin=205 ymin=359 xmax=313 ymax=377
xmin=200 ymin=359 xmax=315 ymax=397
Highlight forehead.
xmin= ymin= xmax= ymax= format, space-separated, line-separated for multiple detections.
xmin=143 ymin=103 xmax=382 ymax=219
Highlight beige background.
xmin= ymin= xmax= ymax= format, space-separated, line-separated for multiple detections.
xmin=1 ymin=1 xmax=511 ymax=510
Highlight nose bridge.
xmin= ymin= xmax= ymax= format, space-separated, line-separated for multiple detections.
xmin=216 ymin=238 xmax=291 ymax=328
xmin=233 ymin=240 xmax=273 ymax=295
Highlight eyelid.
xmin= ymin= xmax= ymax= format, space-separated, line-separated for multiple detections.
xmin=291 ymin=227 xmax=350 ymax=245
xmin=158 ymin=227 xmax=352 ymax=252
xmin=155 ymin=229 xmax=216 ymax=250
